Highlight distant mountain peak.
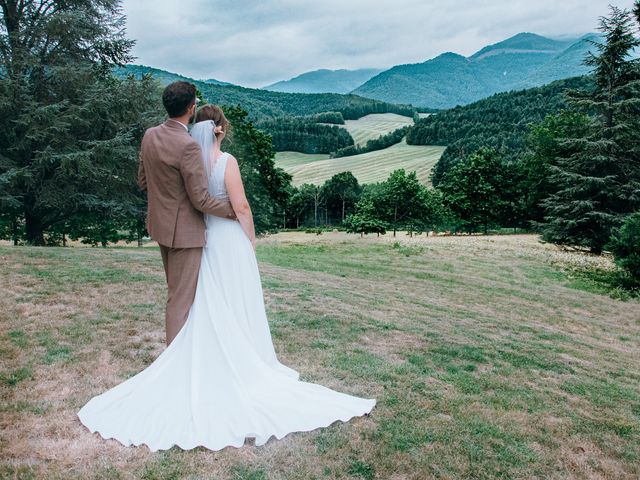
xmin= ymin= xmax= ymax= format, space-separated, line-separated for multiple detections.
xmin=263 ymin=68 xmax=383 ymax=94
xmin=470 ymin=32 xmax=570 ymax=60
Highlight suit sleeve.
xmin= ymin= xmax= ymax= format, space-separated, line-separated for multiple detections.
xmin=137 ymin=140 xmax=147 ymax=191
xmin=180 ymin=142 xmax=236 ymax=218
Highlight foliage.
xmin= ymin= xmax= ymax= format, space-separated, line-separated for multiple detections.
xmin=287 ymin=183 xmax=325 ymax=228
xmin=406 ymin=76 xmax=594 ymax=185
xmin=309 ymin=111 xmax=345 ymax=124
xmin=538 ymin=6 xmax=640 ymax=253
xmin=256 ymin=117 xmax=354 ymax=154
xmin=608 ymin=212 xmax=640 ymax=281
xmin=221 ymin=106 xmax=292 ymax=233
xmin=436 ymin=148 xmax=515 ymax=233
xmin=0 ymin=0 xmax=165 ymax=245
xmin=344 ymin=198 xmax=387 ymax=237
xmin=322 ymin=171 xmax=362 ymax=222
xmin=368 ymin=170 xmax=434 ymax=236
xmin=521 ymin=111 xmax=592 ymax=223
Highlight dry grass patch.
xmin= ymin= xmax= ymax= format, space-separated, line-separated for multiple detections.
xmin=1 ymin=234 xmax=639 ymax=479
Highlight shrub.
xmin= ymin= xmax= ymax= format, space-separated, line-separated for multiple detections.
xmin=608 ymin=212 xmax=640 ymax=280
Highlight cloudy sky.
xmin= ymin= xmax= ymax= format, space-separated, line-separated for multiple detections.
xmin=121 ymin=0 xmax=636 ymax=88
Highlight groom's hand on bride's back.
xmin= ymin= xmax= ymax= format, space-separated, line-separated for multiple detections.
xmin=181 ymin=142 xmax=237 ymax=220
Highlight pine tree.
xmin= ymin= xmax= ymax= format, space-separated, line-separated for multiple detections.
xmin=539 ymin=5 xmax=640 ymax=253
xmin=0 ymin=0 xmax=155 ymax=245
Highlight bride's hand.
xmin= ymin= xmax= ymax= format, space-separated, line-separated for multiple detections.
xmin=251 ymin=238 xmax=256 ymax=252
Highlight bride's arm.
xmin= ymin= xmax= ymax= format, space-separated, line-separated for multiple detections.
xmin=224 ymin=154 xmax=256 ymax=250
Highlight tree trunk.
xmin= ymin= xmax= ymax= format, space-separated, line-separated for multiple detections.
xmin=314 ymin=201 xmax=318 ymax=227
xmin=342 ymin=199 xmax=345 ymax=222
xmin=11 ymin=217 xmax=18 ymax=246
xmin=393 ymin=205 xmax=397 ymax=237
xmin=24 ymin=210 xmax=45 ymax=246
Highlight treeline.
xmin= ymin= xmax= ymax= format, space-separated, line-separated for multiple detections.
xmin=116 ymin=65 xmax=416 ymax=121
xmin=331 ymin=126 xmax=410 ymax=158
xmin=309 ymin=111 xmax=345 ymax=124
xmin=196 ymin=82 xmax=416 ymax=121
xmin=256 ymin=118 xmax=354 ymax=154
xmin=406 ymin=75 xmax=593 ymax=184
xmin=284 ymin=158 xmax=523 ymax=237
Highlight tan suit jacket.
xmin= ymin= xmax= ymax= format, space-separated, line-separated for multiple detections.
xmin=138 ymin=119 xmax=234 ymax=248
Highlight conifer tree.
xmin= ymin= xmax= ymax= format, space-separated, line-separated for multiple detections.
xmin=0 ymin=1 xmax=158 ymax=245
xmin=539 ymin=6 xmax=640 ymax=253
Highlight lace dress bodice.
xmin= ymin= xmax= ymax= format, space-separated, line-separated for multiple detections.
xmin=207 ymin=152 xmax=229 ymax=200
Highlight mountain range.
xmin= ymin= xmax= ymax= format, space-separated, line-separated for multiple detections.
xmin=352 ymin=33 xmax=598 ymax=108
xmin=263 ymin=68 xmax=382 ymax=94
xmin=262 ymin=32 xmax=599 ymax=109
xmin=116 ymin=32 xmax=604 ymax=114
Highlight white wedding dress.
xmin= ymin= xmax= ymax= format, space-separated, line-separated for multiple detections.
xmin=77 ymin=151 xmax=376 ymax=452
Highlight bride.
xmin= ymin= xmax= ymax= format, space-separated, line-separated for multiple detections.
xmin=76 ymin=104 xmax=376 ymax=452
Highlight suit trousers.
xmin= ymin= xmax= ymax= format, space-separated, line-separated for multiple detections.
xmin=159 ymin=245 xmax=203 ymax=346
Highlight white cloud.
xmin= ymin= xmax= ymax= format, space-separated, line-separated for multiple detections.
xmin=121 ymin=0 xmax=637 ymax=87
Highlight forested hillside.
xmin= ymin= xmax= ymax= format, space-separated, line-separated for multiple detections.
xmin=116 ymin=64 xmax=415 ymax=121
xmin=406 ymin=75 xmax=594 ymax=184
xmin=353 ymin=33 xmax=597 ymax=108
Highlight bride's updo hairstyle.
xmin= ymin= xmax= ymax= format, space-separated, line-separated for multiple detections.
xmin=195 ymin=104 xmax=231 ymax=140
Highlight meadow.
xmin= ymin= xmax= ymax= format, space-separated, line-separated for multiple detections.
xmin=275 ymin=140 xmax=444 ymax=186
xmin=1 ymin=233 xmax=639 ymax=479
xmin=342 ymin=113 xmax=415 ymax=147
xmin=275 ymin=113 xmax=443 ymax=186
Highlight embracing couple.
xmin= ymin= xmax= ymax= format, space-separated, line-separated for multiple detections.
xmin=76 ymin=82 xmax=376 ymax=452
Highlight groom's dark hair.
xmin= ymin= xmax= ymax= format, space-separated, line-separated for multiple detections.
xmin=162 ymin=81 xmax=197 ymax=118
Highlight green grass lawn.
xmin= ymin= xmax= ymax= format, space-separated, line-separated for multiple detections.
xmin=275 ymin=140 xmax=445 ymax=186
xmin=1 ymin=234 xmax=639 ymax=479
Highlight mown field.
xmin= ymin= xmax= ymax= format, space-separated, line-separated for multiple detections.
xmin=342 ymin=113 xmax=414 ymax=147
xmin=1 ymin=233 xmax=639 ymax=479
xmin=275 ymin=140 xmax=445 ymax=186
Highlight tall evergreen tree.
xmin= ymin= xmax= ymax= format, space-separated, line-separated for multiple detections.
xmin=539 ymin=6 xmax=640 ymax=253
xmin=0 ymin=0 xmax=151 ymax=245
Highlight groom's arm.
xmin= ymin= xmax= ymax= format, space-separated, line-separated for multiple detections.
xmin=180 ymin=142 xmax=237 ymax=219
xmin=137 ymin=146 xmax=147 ymax=191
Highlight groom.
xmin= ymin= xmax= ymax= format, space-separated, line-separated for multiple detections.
xmin=138 ymin=81 xmax=236 ymax=346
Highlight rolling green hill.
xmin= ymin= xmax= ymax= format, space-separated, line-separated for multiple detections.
xmin=115 ymin=64 xmax=415 ymax=121
xmin=276 ymin=140 xmax=445 ymax=186
xmin=406 ymin=75 xmax=594 ymax=184
xmin=343 ymin=113 xmax=415 ymax=147
xmin=352 ymin=33 xmax=598 ymax=108
xmin=113 ymin=64 xmax=233 ymax=86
